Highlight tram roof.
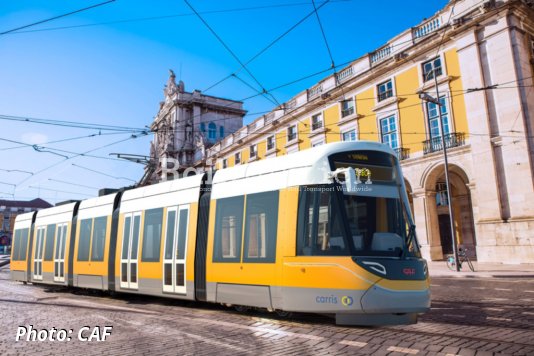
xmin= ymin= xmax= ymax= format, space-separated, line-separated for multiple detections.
xmin=211 ymin=141 xmax=395 ymax=199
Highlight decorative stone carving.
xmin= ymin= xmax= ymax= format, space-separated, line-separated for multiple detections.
xmin=195 ymin=133 xmax=206 ymax=159
xmin=164 ymin=69 xmax=178 ymax=98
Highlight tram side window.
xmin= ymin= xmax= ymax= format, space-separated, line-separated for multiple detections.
xmin=18 ymin=228 xmax=29 ymax=261
xmin=12 ymin=229 xmax=21 ymax=261
xmin=44 ymin=224 xmax=56 ymax=261
xmin=141 ymin=208 xmax=163 ymax=262
xmin=176 ymin=209 xmax=188 ymax=260
xmin=213 ymin=196 xmax=244 ymax=263
xmin=91 ymin=216 xmax=108 ymax=261
xmin=243 ymin=191 xmax=279 ymax=263
xmin=297 ymin=187 xmax=349 ymax=256
xmin=77 ymin=219 xmax=92 ymax=261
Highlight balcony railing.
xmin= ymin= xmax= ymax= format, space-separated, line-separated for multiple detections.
xmin=423 ymin=132 xmax=465 ymax=154
xmin=265 ymin=112 xmax=275 ymax=124
xmin=395 ymin=147 xmax=410 ymax=161
xmin=308 ymin=84 xmax=323 ymax=100
xmin=370 ymin=45 xmax=392 ymax=65
xmin=413 ymin=17 xmax=441 ymax=40
xmin=336 ymin=66 xmax=354 ymax=83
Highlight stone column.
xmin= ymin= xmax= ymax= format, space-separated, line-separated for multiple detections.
xmin=455 ymin=30 xmax=503 ymax=222
xmin=412 ymin=188 xmax=442 ymax=261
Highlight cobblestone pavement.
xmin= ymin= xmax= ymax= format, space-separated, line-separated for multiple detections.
xmin=1 ymin=266 xmax=533 ymax=356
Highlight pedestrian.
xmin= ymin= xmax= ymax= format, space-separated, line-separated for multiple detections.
xmin=0 ymin=235 xmax=6 ymax=255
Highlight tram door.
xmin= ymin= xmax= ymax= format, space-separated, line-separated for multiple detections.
xmin=33 ymin=227 xmax=45 ymax=280
xmin=163 ymin=206 xmax=189 ymax=294
xmin=120 ymin=213 xmax=141 ymax=289
xmin=54 ymin=224 xmax=68 ymax=282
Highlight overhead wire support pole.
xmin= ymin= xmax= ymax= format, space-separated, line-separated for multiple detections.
xmin=433 ymin=69 xmax=460 ymax=272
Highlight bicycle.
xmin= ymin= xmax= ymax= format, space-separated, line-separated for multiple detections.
xmin=446 ymin=246 xmax=475 ymax=272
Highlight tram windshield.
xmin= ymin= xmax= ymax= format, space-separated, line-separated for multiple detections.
xmin=296 ymin=150 xmax=419 ymax=258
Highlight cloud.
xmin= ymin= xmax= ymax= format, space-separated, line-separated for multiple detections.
xmin=21 ymin=132 xmax=48 ymax=144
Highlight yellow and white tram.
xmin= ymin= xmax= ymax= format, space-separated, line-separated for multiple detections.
xmin=10 ymin=141 xmax=430 ymax=325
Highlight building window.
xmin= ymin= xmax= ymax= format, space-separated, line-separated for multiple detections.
xmin=220 ymin=126 xmax=224 ymax=138
xmin=436 ymin=182 xmax=449 ymax=206
xmin=341 ymin=99 xmax=355 ymax=118
xmin=342 ymin=130 xmax=357 ymax=142
xmin=311 ymin=113 xmax=323 ymax=131
xmin=422 ymin=57 xmax=443 ymax=82
xmin=222 ymin=159 xmax=228 ymax=169
xmin=200 ymin=122 xmax=206 ymax=133
xmin=287 ymin=125 xmax=297 ymax=142
xmin=266 ymin=135 xmax=275 ymax=151
xmin=235 ymin=152 xmax=241 ymax=165
xmin=312 ymin=141 xmax=324 ymax=147
xmin=377 ymin=80 xmax=393 ymax=102
xmin=141 ymin=208 xmax=163 ymax=262
xmin=213 ymin=196 xmax=244 ymax=262
xmin=426 ymin=97 xmax=450 ymax=138
xmin=380 ymin=115 xmax=398 ymax=149
xmin=208 ymin=122 xmax=217 ymax=140
xmin=250 ymin=144 xmax=257 ymax=158
xmin=243 ymin=191 xmax=279 ymax=263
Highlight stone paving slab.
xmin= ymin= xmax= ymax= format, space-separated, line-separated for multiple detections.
xmin=1 ymin=266 xmax=534 ymax=355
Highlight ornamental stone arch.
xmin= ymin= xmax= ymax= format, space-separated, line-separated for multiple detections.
xmin=420 ymin=162 xmax=477 ymax=261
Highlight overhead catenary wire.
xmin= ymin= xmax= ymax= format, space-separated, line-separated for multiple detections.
xmin=0 ymin=114 xmax=148 ymax=133
xmin=5 ymin=0 xmax=352 ymax=36
xmin=15 ymin=134 xmax=146 ymax=189
xmin=27 ymin=185 xmax=93 ymax=197
xmin=183 ymin=0 xmax=281 ymax=108
xmin=0 ymin=0 xmax=116 ymax=35
xmin=203 ymin=0 xmax=332 ymax=93
xmin=71 ymin=163 xmax=137 ymax=183
xmin=0 ymin=135 xmax=143 ymax=163
xmin=149 ymin=80 xmax=533 ymax=136
xmin=47 ymin=178 xmax=100 ymax=190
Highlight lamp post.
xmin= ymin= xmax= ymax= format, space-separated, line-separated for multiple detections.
xmin=420 ymin=68 xmax=460 ymax=272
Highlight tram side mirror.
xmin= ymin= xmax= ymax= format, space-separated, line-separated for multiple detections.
xmin=329 ymin=167 xmax=358 ymax=192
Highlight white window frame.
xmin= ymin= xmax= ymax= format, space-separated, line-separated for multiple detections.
xmin=266 ymin=135 xmax=276 ymax=152
xmin=421 ymin=88 xmax=455 ymax=140
xmin=222 ymin=159 xmax=228 ymax=169
xmin=378 ymin=114 xmax=400 ymax=150
xmin=418 ymin=52 xmax=447 ymax=88
xmin=250 ymin=144 xmax=257 ymax=158
xmin=311 ymin=112 xmax=323 ymax=131
xmin=340 ymin=98 xmax=356 ymax=118
xmin=422 ymin=57 xmax=444 ymax=82
xmin=376 ymin=79 xmax=394 ymax=103
xmin=341 ymin=129 xmax=357 ymax=142
xmin=287 ymin=125 xmax=298 ymax=142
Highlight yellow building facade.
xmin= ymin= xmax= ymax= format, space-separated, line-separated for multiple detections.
xmin=204 ymin=0 xmax=534 ymax=263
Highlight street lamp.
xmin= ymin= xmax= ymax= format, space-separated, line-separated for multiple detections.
xmin=419 ymin=68 xmax=460 ymax=272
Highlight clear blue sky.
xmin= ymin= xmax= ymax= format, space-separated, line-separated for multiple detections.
xmin=0 ymin=0 xmax=448 ymax=204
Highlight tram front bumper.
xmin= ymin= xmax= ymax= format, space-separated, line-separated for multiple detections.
xmin=360 ymin=283 xmax=431 ymax=314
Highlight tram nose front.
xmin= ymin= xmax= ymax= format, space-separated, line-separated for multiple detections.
xmin=353 ymin=257 xmax=431 ymax=314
